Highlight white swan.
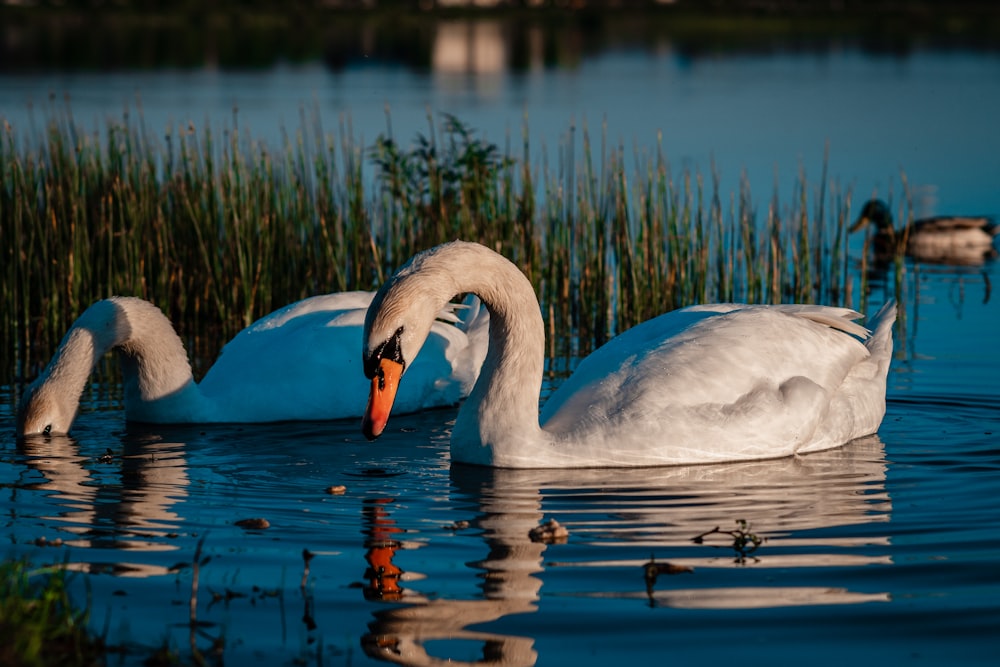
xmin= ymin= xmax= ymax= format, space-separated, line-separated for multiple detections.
xmin=17 ymin=292 xmax=488 ymax=436
xmin=361 ymin=241 xmax=896 ymax=468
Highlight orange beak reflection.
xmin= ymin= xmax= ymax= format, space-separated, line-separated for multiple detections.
xmin=362 ymin=359 xmax=404 ymax=440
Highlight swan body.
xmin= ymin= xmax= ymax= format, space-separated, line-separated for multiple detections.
xmin=17 ymin=292 xmax=488 ymax=436
xmin=851 ymin=198 xmax=998 ymax=265
xmin=362 ymin=241 xmax=895 ymax=469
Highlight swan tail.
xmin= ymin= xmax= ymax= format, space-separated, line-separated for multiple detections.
xmin=434 ymin=306 xmax=462 ymax=324
xmin=435 ymin=294 xmax=487 ymax=330
xmin=864 ymin=300 xmax=897 ymax=368
xmin=450 ymin=294 xmax=487 ymax=333
xmin=454 ymin=294 xmax=490 ymax=389
xmin=428 ymin=294 xmax=490 ymax=396
xmin=772 ymin=304 xmax=871 ymax=339
xmin=798 ymin=300 xmax=896 ymax=452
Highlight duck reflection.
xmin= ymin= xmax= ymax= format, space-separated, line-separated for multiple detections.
xmin=860 ymin=244 xmax=993 ymax=368
xmin=16 ymin=430 xmax=188 ymax=576
xmin=361 ymin=436 xmax=890 ymax=665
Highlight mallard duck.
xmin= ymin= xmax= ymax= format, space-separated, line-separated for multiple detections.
xmin=851 ymin=198 xmax=998 ymax=265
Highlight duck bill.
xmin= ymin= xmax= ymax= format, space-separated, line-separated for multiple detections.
xmin=362 ymin=359 xmax=404 ymax=441
xmin=849 ymin=216 xmax=869 ymax=233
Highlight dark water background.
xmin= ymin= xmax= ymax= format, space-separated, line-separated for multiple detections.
xmin=2 ymin=10 xmax=1000 ymax=665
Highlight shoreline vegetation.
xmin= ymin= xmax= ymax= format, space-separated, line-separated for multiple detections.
xmin=2 ymin=103 xmax=892 ymax=388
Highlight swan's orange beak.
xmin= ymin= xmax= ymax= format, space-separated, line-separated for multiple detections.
xmin=362 ymin=359 xmax=404 ymax=440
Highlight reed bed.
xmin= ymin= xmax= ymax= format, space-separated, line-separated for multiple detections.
xmin=2 ymin=104 xmax=859 ymax=386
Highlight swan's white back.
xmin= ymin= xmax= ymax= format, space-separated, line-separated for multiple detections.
xmin=531 ymin=303 xmax=894 ymax=467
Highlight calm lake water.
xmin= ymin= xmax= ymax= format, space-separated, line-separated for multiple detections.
xmin=2 ymin=21 xmax=1000 ymax=666
xmin=3 ymin=28 xmax=1000 ymax=216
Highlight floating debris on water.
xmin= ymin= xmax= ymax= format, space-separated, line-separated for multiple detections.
xmin=33 ymin=536 xmax=64 ymax=547
xmin=529 ymin=519 xmax=569 ymax=544
xmin=643 ymin=554 xmax=694 ymax=601
xmin=235 ymin=518 xmax=270 ymax=530
xmin=325 ymin=485 xmax=347 ymax=495
xmin=301 ymin=548 xmax=315 ymax=589
xmin=209 ymin=588 xmax=247 ymax=606
xmin=692 ymin=519 xmax=765 ymax=564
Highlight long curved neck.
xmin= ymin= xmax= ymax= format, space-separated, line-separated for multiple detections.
xmin=436 ymin=246 xmax=548 ymax=465
xmin=111 ymin=299 xmax=200 ymax=418
xmin=38 ymin=298 xmax=198 ymax=421
xmin=366 ymin=241 xmax=549 ymax=465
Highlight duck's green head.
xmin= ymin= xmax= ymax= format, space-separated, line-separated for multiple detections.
xmin=850 ymin=199 xmax=894 ymax=233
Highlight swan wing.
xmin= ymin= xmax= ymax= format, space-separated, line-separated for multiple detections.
xmin=538 ymin=304 xmax=886 ymax=465
xmin=393 ymin=296 xmax=489 ymax=413
xmin=541 ymin=304 xmax=865 ymax=423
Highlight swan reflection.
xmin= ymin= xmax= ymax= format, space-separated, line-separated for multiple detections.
xmin=16 ymin=431 xmax=188 ymax=576
xmin=361 ymin=479 xmax=542 ymax=667
xmin=362 ymin=497 xmax=410 ymax=602
xmin=362 ymin=436 xmax=890 ymax=665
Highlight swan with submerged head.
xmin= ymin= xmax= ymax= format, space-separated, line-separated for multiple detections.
xmin=17 ymin=291 xmax=488 ymax=436
xmin=362 ymin=241 xmax=895 ymax=468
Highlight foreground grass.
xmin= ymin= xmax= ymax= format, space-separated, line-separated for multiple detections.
xmin=0 ymin=544 xmax=315 ymax=667
xmin=2 ymin=105 xmax=863 ymax=383
xmin=0 ymin=558 xmax=104 ymax=667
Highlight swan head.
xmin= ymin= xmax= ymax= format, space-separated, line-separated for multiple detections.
xmin=851 ymin=199 xmax=894 ymax=233
xmin=14 ymin=304 xmax=121 ymax=437
xmin=17 ymin=297 xmax=176 ymax=436
xmin=16 ymin=380 xmax=79 ymax=437
xmin=361 ymin=324 xmax=407 ymax=440
xmin=361 ymin=243 xmax=468 ymax=439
